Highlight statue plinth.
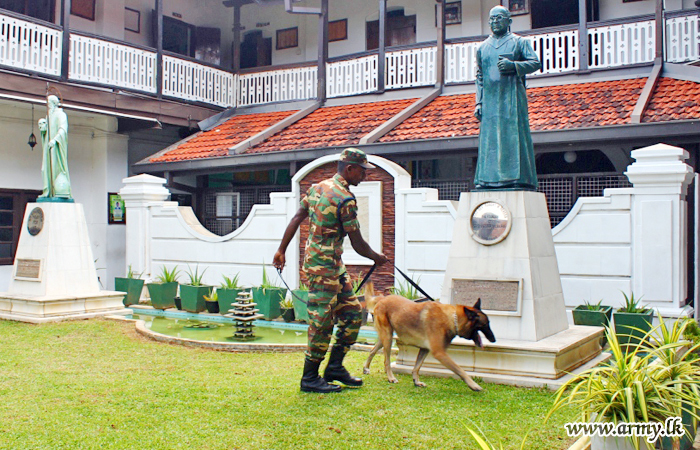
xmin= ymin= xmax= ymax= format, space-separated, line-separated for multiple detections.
xmin=0 ymin=202 xmax=126 ymax=323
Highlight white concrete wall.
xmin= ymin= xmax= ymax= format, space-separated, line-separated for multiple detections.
xmin=120 ymin=145 xmax=694 ymax=317
xmin=0 ymin=102 xmax=128 ymax=292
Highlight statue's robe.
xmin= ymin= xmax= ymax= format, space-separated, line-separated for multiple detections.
xmin=474 ymin=32 xmax=541 ymax=190
xmin=39 ymin=107 xmax=72 ymax=199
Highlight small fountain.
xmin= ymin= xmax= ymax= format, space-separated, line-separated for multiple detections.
xmin=225 ymin=290 xmax=263 ymax=340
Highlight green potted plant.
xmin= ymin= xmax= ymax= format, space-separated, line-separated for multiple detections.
xmin=252 ymin=264 xmax=286 ymax=320
xmin=146 ymin=265 xmax=180 ymax=310
xmin=292 ymin=282 xmax=310 ymax=323
xmin=613 ymin=292 xmax=654 ymax=346
xmin=547 ymin=325 xmax=700 ymax=450
xmin=203 ymin=290 xmax=220 ymax=314
xmin=279 ymin=294 xmax=295 ymax=323
xmin=217 ymin=273 xmax=243 ymax=315
xmin=572 ymin=299 xmax=613 ymax=347
xmin=179 ymin=265 xmax=212 ymax=313
xmin=114 ymin=265 xmax=144 ymax=307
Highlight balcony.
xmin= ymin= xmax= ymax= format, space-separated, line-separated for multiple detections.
xmin=0 ymin=9 xmax=697 ymax=110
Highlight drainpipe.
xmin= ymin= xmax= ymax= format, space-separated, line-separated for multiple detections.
xmin=155 ymin=0 xmax=163 ymax=99
xmin=655 ymin=0 xmax=663 ymax=61
xmin=60 ymin=0 xmax=70 ymax=81
xmin=377 ymin=0 xmax=387 ymax=93
xmin=284 ymin=0 xmax=328 ymax=102
xmin=435 ymin=0 xmax=446 ymax=89
xmin=578 ymin=0 xmax=589 ymax=71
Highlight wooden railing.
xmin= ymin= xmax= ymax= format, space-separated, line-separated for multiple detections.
xmin=1 ymin=10 xmax=698 ymax=109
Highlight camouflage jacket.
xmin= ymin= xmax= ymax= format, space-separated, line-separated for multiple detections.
xmin=301 ymin=174 xmax=359 ymax=277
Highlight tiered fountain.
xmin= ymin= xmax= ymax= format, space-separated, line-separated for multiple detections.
xmin=225 ymin=290 xmax=263 ymax=340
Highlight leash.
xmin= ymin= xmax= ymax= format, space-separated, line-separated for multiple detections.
xmin=394 ymin=266 xmax=435 ymax=302
xmin=276 ymin=267 xmax=308 ymax=305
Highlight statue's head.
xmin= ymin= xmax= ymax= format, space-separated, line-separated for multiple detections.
xmin=47 ymin=95 xmax=60 ymax=109
xmin=488 ymin=6 xmax=512 ymax=37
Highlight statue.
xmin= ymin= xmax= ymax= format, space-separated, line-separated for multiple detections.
xmin=38 ymin=95 xmax=72 ymax=200
xmin=474 ymin=6 xmax=541 ymax=191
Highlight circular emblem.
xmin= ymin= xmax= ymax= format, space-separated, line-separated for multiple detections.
xmin=469 ymin=201 xmax=511 ymax=245
xmin=27 ymin=207 xmax=44 ymax=236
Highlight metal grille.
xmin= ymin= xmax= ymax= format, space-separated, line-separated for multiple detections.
xmin=203 ymin=186 xmax=289 ymax=236
xmin=412 ymin=173 xmax=631 ymax=227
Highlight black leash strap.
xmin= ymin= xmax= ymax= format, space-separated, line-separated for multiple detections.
xmin=395 ymin=266 xmax=435 ymax=302
xmin=354 ymin=263 xmax=377 ymax=294
xmin=275 ymin=267 xmax=308 ymax=305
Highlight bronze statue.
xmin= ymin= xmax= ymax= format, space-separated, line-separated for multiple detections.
xmin=38 ymin=95 xmax=72 ymax=200
xmin=474 ymin=6 xmax=541 ymax=191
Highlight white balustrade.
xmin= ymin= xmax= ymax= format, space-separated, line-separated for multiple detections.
xmin=385 ymin=46 xmax=436 ymax=90
xmin=666 ymin=14 xmax=699 ymax=63
xmin=237 ymin=66 xmax=316 ymax=107
xmin=445 ymin=41 xmax=479 ymax=83
xmin=0 ymin=14 xmax=61 ymax=76
xmin=162 ymin=55 xmax=234 ymax=107
xmin=70 ymin=34 xmax=156 ymax=93
xmin=327 ymin=54 xmax=378 ymax=98
xmin=527 ymin=29 xmax=579 ymax=75
xmin=589 ymin=19 xmax=655 ymax=69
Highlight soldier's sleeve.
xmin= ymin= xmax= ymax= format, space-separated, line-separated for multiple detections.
xmin=339 ymin=198 xmax=360 ymax=233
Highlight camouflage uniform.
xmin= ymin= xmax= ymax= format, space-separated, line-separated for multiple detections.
xmin=301 ymin=173 xmax=362 ymax=362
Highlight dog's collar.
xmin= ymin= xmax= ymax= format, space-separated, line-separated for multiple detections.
xmin=453 ymin=313 xmax=459 ymax=335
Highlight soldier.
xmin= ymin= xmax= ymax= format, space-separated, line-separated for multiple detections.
xmin=273 ymin=148 xmax=388 ymax=393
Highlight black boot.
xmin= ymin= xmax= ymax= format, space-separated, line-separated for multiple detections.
xmin=324 ymin=345 xmax=363 ymax=387
xmin=300 ymin=358 xmax=342 ymax=393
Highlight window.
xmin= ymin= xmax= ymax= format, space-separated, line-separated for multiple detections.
xmin=0 ymin=189 xmax=41 ymax=265
xmin=0 ymin=0 xmax=54 ymax=22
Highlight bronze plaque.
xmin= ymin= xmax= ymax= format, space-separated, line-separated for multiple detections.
xmin=15 ymin=259 xmax=42 ymax=280
xmin=27 ymin=207 xmax=44 ymax=236
xmin=469 ymin=201 xmax=511 ymax=245
xmin=452 ymin=279 xmax=520 ymax=312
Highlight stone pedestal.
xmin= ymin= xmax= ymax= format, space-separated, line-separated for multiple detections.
xmin=394 ymin=191 xmax=604 ymax=387
xmin=0 ymin=203 xmax=125 ymax=323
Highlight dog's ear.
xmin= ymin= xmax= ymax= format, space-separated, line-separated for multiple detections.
xmin=474 ymin=298 xmax=482 ymax=310
xmin=462 ymin=306 xmax=477 ymax=321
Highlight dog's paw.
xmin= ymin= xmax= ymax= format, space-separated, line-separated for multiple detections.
xmin=363 ymin=367 xmax=370 ymax=375
xmin=388 ymin=377 xmax=399 ymax=384
xmin=413 ymin=381 xmax=427 ymax=388
xmin=468 ymin=383 xmax=483 ymax=392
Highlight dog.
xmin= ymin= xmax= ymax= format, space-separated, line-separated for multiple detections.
xmin=362 ymin=282 xmax=496 ymax=391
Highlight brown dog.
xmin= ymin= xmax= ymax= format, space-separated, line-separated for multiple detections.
xmin=363 ymin=282 xmax=496 ymax=391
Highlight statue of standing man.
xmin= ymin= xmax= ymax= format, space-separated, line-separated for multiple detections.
xmin=38 ymin=95 xmax=72 ymax=200
xmin=474 ymin=6 xmax=541 ymax=191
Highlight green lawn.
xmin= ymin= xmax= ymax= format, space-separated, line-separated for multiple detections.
xmin=0 ymin=319 xmax=576 ymax=449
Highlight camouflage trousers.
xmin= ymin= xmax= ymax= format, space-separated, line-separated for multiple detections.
xmin=305 ymin=271 xmax=362 ymax=362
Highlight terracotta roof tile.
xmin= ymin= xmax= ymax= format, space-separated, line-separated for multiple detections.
xmin=245 ymin=98 xmax=416 ymax=153
xmin=149 ymin=110 xmax=297 ymax=163
xmin=642 ymin=77 xmax=700 ymax=123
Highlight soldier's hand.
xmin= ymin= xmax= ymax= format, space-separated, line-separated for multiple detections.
xmin=474 ymin=105 xmax=482 ymax=122
xmin=373 ymin=253 xmax=388 ymax=267
xmin=273 ymin=250 xmax=286 ymax=271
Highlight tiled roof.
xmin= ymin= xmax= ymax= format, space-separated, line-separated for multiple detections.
xmin=148 ymin=110 xmax=297 ymax=163
xmin=381 ymin=77 xmax=646 ymax=142
xmin=147 ymin=77 xmax=700 ymax=164
xmin=245 ymin=98 xmax=417 ymax=153
xmin=642 ymin=77 xmax=700 ymax=122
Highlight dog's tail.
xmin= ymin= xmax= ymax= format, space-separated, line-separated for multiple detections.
xmin=363 ymin=281 xmax=379 ymax=313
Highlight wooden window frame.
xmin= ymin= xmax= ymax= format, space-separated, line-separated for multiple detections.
xmin=124 ymin=7 xmax=140 ymax=33
xmin=329 ymin=19 xmax=347 ymax=42
xmin=276 ymin=27 xmax=298 ymax=50
xmin=71 ymin=0 xmax=96 ymax=21
xmin=0 ymin=188 xmax=41 ymax=266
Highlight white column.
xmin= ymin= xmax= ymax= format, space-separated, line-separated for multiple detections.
xmin=119 ymin=174 xmax=170 ymax=281
xmin=625 ymin=143 xmax=694 ymax=315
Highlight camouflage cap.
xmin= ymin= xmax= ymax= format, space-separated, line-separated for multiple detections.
xmin=339 ymin=148 xmax=375 ymax=169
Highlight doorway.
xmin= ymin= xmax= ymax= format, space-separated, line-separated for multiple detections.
xmin=531 ymin=0 xmax=599 ymax=29
xmin=240 ymin=30 xmax=272 ymax=69
xmin=366 ymin=8 xmax=416 ymax=50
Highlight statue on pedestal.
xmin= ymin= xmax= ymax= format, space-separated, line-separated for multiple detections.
xmin=474 ymin=6 xmax=541 ymax=191
xmin=38 ymin=94 xmax=72 ymax=201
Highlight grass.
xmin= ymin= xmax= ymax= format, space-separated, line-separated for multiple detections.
xmin=0 ymin=319 xmax=576 ymax=449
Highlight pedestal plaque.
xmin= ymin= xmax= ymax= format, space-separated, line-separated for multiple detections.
xmin=452 ymin=278 xmax=520 ymax=313
xmin=15 ymin=259 xmax=42 ymax=281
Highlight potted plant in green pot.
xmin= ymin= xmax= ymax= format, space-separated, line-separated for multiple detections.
xmin=547 ymin=326 xmax=700 ymax=450
xmin=179 ymin=265 xmax=212 ymax=313
xmin=613 ymin=292 xmax=654 ymax=347
xmin=252 ymin=265 xmax=286 ymax=320
xmin=204 ymin=290 xmax=220 ymax=314
xmin=279 ymin=294 xmax=295 ymax=323
xmin=217 ymin=273 xmax=243 ymax=315
xmin=292 ymin=283 xmax=309 ymax=323
xmin=115 ymin=265 xmax=144 ymax=307
xmin=146 ymin=266 xmax=180 ymax=310
xmin=572 ymin=299 xmax=613 ymax=347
